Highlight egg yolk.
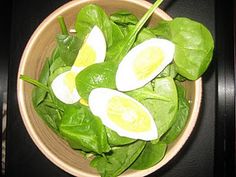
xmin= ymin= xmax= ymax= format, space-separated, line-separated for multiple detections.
xmin=107 ymin=96 xmax=151 ymax=132
xmin=80 ymin=98 xmax=89 ymax=106
xmin=74 ymin=43 xmax=96 ymax=68
xmin=64 ymin=72 xmax=77 ymax=93
xmin=133 ymin=47 xmax=164 ymax=80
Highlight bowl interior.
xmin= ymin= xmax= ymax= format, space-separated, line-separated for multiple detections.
xmin=17 ymin=0 xmax=202 ymax=176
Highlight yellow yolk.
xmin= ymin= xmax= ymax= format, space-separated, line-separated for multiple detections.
xmin=107 ymin=96 xmax=151 ymax=132
xmin=64 ymin=71 xmax=76 ymax=93
xmin=80 ymin=98 xmax=89 ymax=106
xmin=73 ymin=43 xmax=97 ymax=68
xmin=133 ymin=47 xmax=164 ymax=80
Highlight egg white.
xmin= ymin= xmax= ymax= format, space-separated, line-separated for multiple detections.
xmin=89 ymin=88 xmax=158 ymax=141
xmin=116 ymin=38 xmax=175 ymax=91
xmin=51 ymin=70 xmax=81 ymax=104
xmin=87 ymin=25 xmax=106 ymax=63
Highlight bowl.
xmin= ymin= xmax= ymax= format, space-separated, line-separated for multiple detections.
xmin=17 ymin=0 xmax=202 ymax=176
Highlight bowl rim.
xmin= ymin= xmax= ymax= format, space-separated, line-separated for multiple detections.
xmin=17 ymin=0 xmax=202 ymax=176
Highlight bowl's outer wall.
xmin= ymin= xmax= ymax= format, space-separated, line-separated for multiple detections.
xmin=17 ymin=0 xmax=202 ymax=176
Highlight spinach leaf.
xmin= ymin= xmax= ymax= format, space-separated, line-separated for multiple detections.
xmin=48 ymin=16 xmax=68 ymax=73
xmin=106 ymin=25 xmax=156 ymax=62
xmin=116 ymin=25 xmax=130 ymax=37
xmin=48 ymin=47 xmax=60 ymax=67
xmin=105 ymin=39 xmax=126 ymax=63
xmin=21 ymin=74 xmax=62 ymax=132
xmin=161 ymin=82 xmax=190 ymax=144
xmin=157 ymin=63 xmax=177 ymax=79
xmin=151 ymin=17 xmax=214 ymax=80
xmin=130 ymin=141 xmax=167 ymax=170
xmin=106 ymin=26 xmax=156 ymax=62
xmin=110 ymin=10 xmax=138 ymax=26
xmin=48 ymin=66 xmax=71 ymax=85
xmin=75 ymin=4 xmax=113 ymax=47
xmin=32 ymin=60 xmax=50 ymax=106
xmin=21 ymin=62 xmax=63 ymax=132
xmin=111 ymin=0 xmax=164 ymax=63
xmin=105 ymin=127 xmax=136 ymax=146
xmin=151 ymin=77 xmax=178 ymax=138
xmin=175 ymin=74 xmax=187 ymax=82
xmin=90 ymin=140 xmax=145 ymax=177
xmin=75 ymin=61 xmax=117 ymax=100
xmin=126 ymin=82 xmax=170 ymax=102
xmin=49 ymin=57 xmax=66 ymax=74
xmin=34 ymin=99 xmax=62 ymax=132
xmin=56 ymin=34 xmax=82 ymax=66
xmin=132 ymin=26 xmax=156 ymax=46
xmin=129 ymin=77 xmax=178 ymax=139
xmin=59 ymin=105 xmax=111 ymax=154
xmin=110 ymin=21 xmax=125 ymax=45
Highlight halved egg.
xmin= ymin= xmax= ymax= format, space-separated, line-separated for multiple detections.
xmin=89 ymin=88 xmax=158 ymax=141
xmin=51 ymin=25 xmax=106 ymax=104
xmin=116 ymin=38 xmax=175 ymax=91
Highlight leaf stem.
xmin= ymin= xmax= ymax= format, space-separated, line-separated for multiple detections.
xmin=117 ymin=0 xmax=163 ymax=62
xmin=20 ymin=75 xmax=50 ymax=92
xmin=58 ymin=16 xmax=69 ymax=35
xmin=131 ymin=0 xmax=163 ymax=40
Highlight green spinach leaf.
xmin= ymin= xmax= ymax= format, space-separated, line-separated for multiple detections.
xmin=59 ymin=105 xmax=111 ymax=154
xmin=21 ymin=74 xmax=62 ymax=132
xmin=110 ymin=10 xmax=138 ymax=26
xmin=105 ymin=26 xmax=155 ymax=62
xmin=151 ymin=77 xmax=178 ymax=138
xmin=110 ymin=0 xmax=164 ymax=63
xmin=106 ymin=24 xmax=156 ymax=63
xmin=105 ymin=128 xmax=136 ymax=146
xmin=75 ymin=4 xmax=113 ymax=47
xmin=161 ymin=82 xmax=190 ymax=144
xmin=129 ymin=77 xmax=178 ymax=139
xmin=56 ymin=34 xmax=82 ymax=66
xmin=175 ymin=74 xmax=187 ymax=82
xmin=24 ymin=74 xmax=62 ymax=132
xmin=32 ymin=60 xmax=50 ymax=106
xmin=75 ymin=61 xmax=117 ymax=100
xmin=48 ymin=47 xmax=60 ymax=67
xmin=157 ymin=63 xmax=177 ymax=79
xmin=90 ymin=140 xmax=145 ymax=177
xmin=48 ymin=66 xmax=71 ymax=85
xmin=151 ymin=17 xmax=214 ymax=80
xmin=110 ymin=21 xmax=125 ymax=44
xmin=133 ymin=26 xmax=156 ymax=46
xmin=49 ymin=57 xmax=66 ymax=74
xmin=130 ymin=141 xmax=167 ymax=170
xmin=34 ymin=99 xmax=62 ymax=132
xmin=126 ymin=82 xmax=170 ymax=102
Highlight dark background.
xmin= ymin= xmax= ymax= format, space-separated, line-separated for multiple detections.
xmin=1 ymin=0 xmax=235 ymax=177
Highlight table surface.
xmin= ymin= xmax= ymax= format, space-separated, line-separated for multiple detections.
xmin=4 ymin=0 xmax=235 ymax=177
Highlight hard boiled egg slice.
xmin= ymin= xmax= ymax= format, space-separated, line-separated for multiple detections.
xmin=89 ymin=88 xmax=158 ymax=141
xmin=72 ymin=25 xmax=106 ymax=72
xmin=51 ymin=25 xmax=106 ymax=104
xmin=116 ymin=38 xmax=175 ymax=91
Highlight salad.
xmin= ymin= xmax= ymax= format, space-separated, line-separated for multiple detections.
xmin=21 ymin=0 xmax=214 ymax=176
